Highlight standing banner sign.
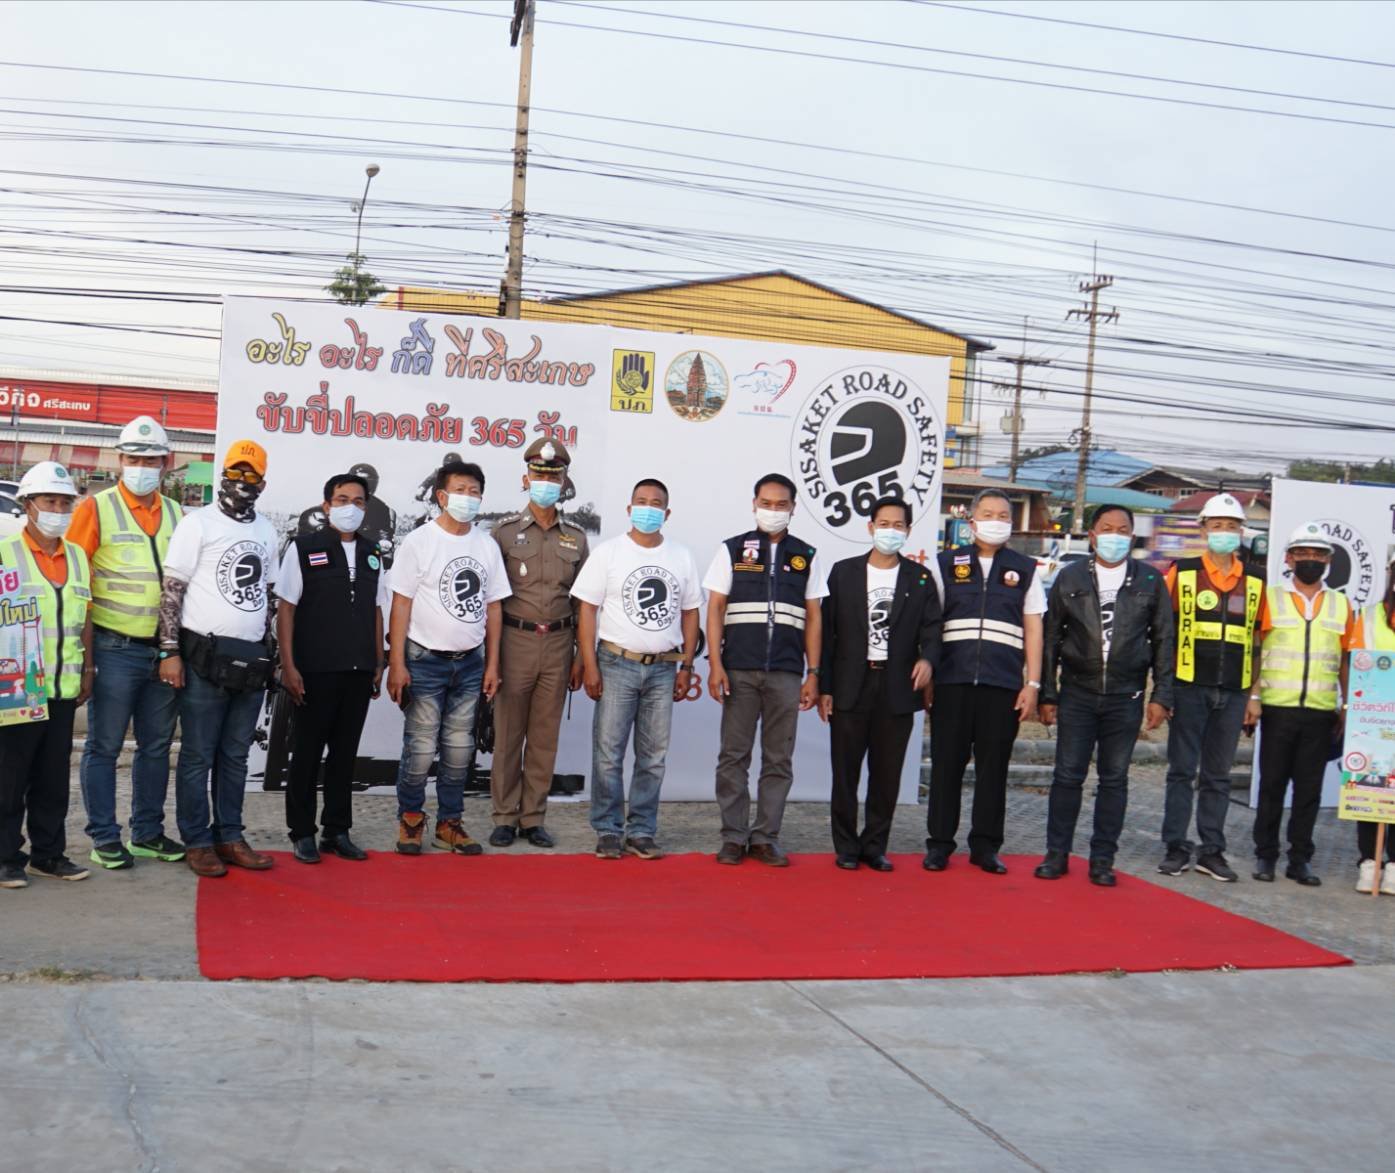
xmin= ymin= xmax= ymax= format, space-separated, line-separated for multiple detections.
xmin=215 ymin=296 xmax=950 ymax=802
xmin=0 ymin=567 xmax=48 ymax=727
xmin=1339 ymin=655 xmax=1395 ymax=896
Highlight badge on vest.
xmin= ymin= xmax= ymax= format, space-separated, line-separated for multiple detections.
xmin=790 ymin=555 xmax=807 ymax=571
xmin=558 ymin=534 xmax=579 ymax=549
xmin=1003 ymin=569 xmax=1020 ymax=587
xmin=368 ymin=554 xmax=380 ymax=571
xmin=308 ymin=552 xmax=329 ymax=568
xmin=954 ymin=563 xmax=971 ymax=580
xmin=742 ymin=541 xmax=759 ymax=562
xmin=1196 ymin=589 xmax=1219 ymax=610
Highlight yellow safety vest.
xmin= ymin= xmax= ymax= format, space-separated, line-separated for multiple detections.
xmin=1358 ymin=603 xmax=1395 ymax=652
xmin=0 ymin=533 xmax=91 ymax=702
xmin=1174 ymin=562 xmax=1263 ymax=689
xmin=1259 ymin=586 xmax=1348 ymax=711
xmin=89 ymin=486 xmax=182 ymax=638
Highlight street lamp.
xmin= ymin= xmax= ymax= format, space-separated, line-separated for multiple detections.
xmin=352 ymin=163 xmax=381 ymax=273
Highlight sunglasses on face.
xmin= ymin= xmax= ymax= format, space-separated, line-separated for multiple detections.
xmin=224 ymin=468 xmax=264 ymax=486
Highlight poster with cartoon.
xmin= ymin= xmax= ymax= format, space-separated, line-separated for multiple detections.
xmin=0 ymin=567 xmax=48 ymax=727
xmin=1339 ymin=655 xmax=1395 ymax=825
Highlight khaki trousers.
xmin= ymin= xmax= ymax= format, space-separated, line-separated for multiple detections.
xmin=491 ymin=626 xmax=574 ymax=828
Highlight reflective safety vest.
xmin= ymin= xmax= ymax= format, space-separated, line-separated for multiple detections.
xmin=1259 ymin=586 xmax=1348 ymax=711
xmin=1173 ymin=558 xmax=1264 ymax=690
xmin=1358 ymin=603 xmax=1395 ymax=652
xmin=89 ymin=486 xmax=182 ymax=638
xmin=0 ymin=533 xmax=91 ymax=702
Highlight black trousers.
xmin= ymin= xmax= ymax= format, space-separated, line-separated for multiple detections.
xmin=285 ymin=671 xmax=374 ymax=841
xmin=927 ymin=683 xmax=1020 ymax=855
xmin=0 ymin=699 xmax=77 ymax=867
xmin=829 ymin=669 xmax=914 ymax=857
xmin=1253 ymin=706 xmax=1335 ymax=865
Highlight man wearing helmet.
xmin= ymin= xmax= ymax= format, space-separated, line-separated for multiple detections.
xmin=67 ymin=415 xmax=187 ymax=871
xmin=0 ymin=461 xmax=94 ymax=888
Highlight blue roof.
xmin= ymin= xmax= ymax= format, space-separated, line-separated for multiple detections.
xmin=982 ymin=448 xmax=1152 ymax=489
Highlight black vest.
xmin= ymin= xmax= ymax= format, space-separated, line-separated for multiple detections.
xmin=936 ymin=544 xmax=1036 ymax=690
xmin=1172 ymin=556 xmax=1265 ymax=691
xmin=720 ymin=529 xmax=816 ymax=674
xmin=290 ymin=530 xmax=381 ymax=674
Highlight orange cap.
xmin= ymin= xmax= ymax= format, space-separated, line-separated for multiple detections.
xmin=223 ymin=438 xmax=268 ymax=476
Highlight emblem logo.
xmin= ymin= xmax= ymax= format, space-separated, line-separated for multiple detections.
xmin=664 ymin=350 xmax=729 ymax=423
xmin=621 ymin=566 xmax=680 ymax=630
xmin=611 ymin=350 xmax=654 ymax=414
xmin=954 ymin=564 xmax=971 ymax=580
xmin=734 ymin=359 xmax=797 ymax=418
xmin=215 ymin=541 xmax=266 ymax=611
xmin=1003 ymin=570 xmax=1020 ymax=587
xmin=790 ymin=555 xmax=807 ymax=571
xmin=1353 ymin=652 xmax=1375 ymax=672
xmin=368 ymin=554 xmax=381 ymax=571
xmin=1196 ymin=589 xmax=1220 ymax=611
xmin=1380 ymin=656 xmax=1394 ymax=671
xmin=438 ymin=555 xmax=487 ymax=623
xmin=868 ymin=586 xmax=895 ymax=653
xmin=1345 ymin=750 xmax=1369 ymax=773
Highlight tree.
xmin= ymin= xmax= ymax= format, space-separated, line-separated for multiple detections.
xmin=1286 ymin=458 xmax=1395 ymax=485
xmin=1015 ymin=442 xmax=1075 ymax=464
xmin=326 ymin=253 xmax=385 ymax=307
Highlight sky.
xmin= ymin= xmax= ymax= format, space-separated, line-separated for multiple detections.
xmin=1 ymin=0 xmax=1394 ymax=475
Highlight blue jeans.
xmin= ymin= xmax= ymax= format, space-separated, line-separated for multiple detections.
xmin=1045 ymin=686 xmax=1145 ymax=863
xmin=79 ymin=629 xmax=179 ymax=845
xmin=1161 ymin=683 xmax=1248 ymax=857
xmin=174 ymin=667 xmax=265 ymax=850
xmin=395 ymin=642 xmax=482 ymax=822
xmin=590 ymin=648 xmax=676 ymax=839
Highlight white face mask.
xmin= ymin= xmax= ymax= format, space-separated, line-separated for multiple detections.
xmin=121 ymin=465 xmax=162 ymax=496
xmin=34 ymin=510 xmax=71 ymax=538
xmin=329 ymin=503 xmax=365 ymax=534
xmin=444 ymin=493 xmax=481 ymax=523
xmin=973 ymin=519 xmax=1012 ymax=547
xmin=754 ymin=507 xmax=791 ymax=535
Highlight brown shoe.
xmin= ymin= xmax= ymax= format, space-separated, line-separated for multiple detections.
xmin=434 ymin=818 xmax=483 ymax=856
xmin=397 ymin=811 xmax=425 ymax=855
xmin=715 ymin=842 xmax=745 ymax=866
xmin=186 ymin=846 xmax=227 ymax=878
xmin=748 ymin=843 xmax=790 ymax=868
xmin=215 ymin=840 xmax=274 ymax=870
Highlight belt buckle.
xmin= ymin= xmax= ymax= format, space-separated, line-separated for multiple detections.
xmin=534 ymin=622 xmax=549 ymax=635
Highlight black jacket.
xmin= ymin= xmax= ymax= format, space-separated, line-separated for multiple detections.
xmin=1041 ymin=556 xmax=1174 ymax=708
xmin=819 ymin=554 xmax=942 ymax=715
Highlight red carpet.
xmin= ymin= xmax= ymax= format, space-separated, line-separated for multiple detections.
xmin=196 ymin=853 xmax=1349 ymax=982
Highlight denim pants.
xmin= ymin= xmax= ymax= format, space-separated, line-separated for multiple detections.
xmin=1161 ymin=683 xmax=1247 ymax=857
xmin=79 ymin=629 xmax=179 ymax=846
xmin=395 ymin=642 xmax=482 ymax=822
xmin=1045 ymin=686 xmax=1145 ymax=862
xmin=589 ymin=647 xmax=676 ymax=839
xmin=174 ymin=668 xmax=265 ymax=850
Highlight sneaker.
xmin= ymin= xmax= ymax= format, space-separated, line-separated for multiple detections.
xmin=0 ymin=863 xmax=28 ymax=889
xmin=625 ymin=837 xmax=665 ymax=860
xmin=1384 ymin=862 xmax=1395 ymax=896
xmin=433 ymin=818 xmax=483 ymax=856
xmin=595 ymin=834 xmax=623 ymax=860
xmin=1357 ymin=859 xmax=1378 ymax=894
xmin=127 ymin=834 xmax=186 ymax=862
xmin=90 ymin=842 xmax=135 ymax=870
xmin=1195 ymin=853 xmax=1239 ymax=883
xmin=1156 ymin=848 xmax=1190 ymax=876
xmin=27 ymin=856 xmax=90 ymax=882
xmin=396 ymin=812 xmax=426 ymax=855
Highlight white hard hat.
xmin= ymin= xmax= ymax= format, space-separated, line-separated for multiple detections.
xmin=16 ymin=460 xmax=79 ymax=499
xmin=1198 ymin=493 xmax=1246 ymax=522
xmin=1285 ymin=521 xmax=1333 ymax=553
xmin=115 ymin=415 xmax=171 ymax=455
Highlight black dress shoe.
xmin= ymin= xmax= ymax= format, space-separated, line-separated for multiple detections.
xmin=523 ymin=826 xmax=556 ymax=849
xmin=319 ymin=833 xmax=368 ymax=861
xmin=488 ymin=825 xmax=517 ymax=848
xmin=835 ymin=853 xmax=860 ymax=870
xmin=1088 ymin=859 xmax=1117 ymax=887
xmin=1034 ymin=851 xmax=1069 ymax=880
xmin=291 ymin=836 xmax=321 ymax=864
xmin=1253 ymin=860 xmax=1276 ymax=882
xmin=1285 ymin=861 xmax=1322 ymax=887
xmin=922 ymin=848 xmax=950 ymax=872
xmin=970 ymin=852 xmax=1009 ymax=875
xmin=863 ymin=854 xmax=894 ymax=873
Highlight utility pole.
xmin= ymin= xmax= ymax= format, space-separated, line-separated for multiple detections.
xmin=994 ymin=319 xmax=1049 ymax=482
xmin=1066 ymin=274 xmax=1118 ymax=534
xmin=502 ymin=0 xmax=535 ymax=320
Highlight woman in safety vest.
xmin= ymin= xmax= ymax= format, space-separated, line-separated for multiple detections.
xmin=1345 ymin=557 xmax=1395 ymax=896
xmin=0 ymin=461 xmax=94 ymax=889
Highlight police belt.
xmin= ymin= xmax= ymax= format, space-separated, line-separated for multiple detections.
xmin=598 ymin=639 xmax=685 ymax=665
xmin=502 ymin=613 xmax=576 ymax=635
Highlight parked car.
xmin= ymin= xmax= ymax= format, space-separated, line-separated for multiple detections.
xmin=0 ymin=491 xmax=23 ymax=538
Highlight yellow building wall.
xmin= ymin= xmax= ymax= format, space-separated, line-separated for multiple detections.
xmin=386 ymin=272 xmax=979 ymax=438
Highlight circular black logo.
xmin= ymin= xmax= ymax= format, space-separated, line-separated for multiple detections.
xmin=622 ymin=566 xmax=680 ymax=629
xmin=438 ymin=555 xmax=487 ymax=622
xmin=215 ymin=541 xmax=267 ymax=611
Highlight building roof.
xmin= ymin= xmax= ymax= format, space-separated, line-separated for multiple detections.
xmin=1168 ymin=488 xmax=1271 ymax=514
xmin=981 ymin=448 xmax=1153 ymax=488
xmin=1081 ymin=486 xmax=1177 ymax=512
xmin=943 ymin=471 xmax=1050 ymax=496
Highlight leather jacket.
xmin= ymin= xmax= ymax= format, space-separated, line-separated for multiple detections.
xmin=1041 ymin=556 xmax=1174 ymax=708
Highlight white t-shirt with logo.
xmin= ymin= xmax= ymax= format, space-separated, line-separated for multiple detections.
xmin=163 ymin=507 xmax=278 ymax=642
xmin=1095 ymin=560 xmax=1129 ymax=662
xmin=275 ymin=539 xmax=389 ymax=609
xmin=571 ymin=533 xmax=703 ymax=655
xmin=389 ymin=521 xmax=510 ymax=653
xmin=866 ymin=563 xmax=899 ymax=662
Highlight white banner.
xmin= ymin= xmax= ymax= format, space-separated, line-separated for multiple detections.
xmin=1254 ymin=477 xmax=1395 ymax=808
xmin=215 ymin=296 xmax=949 ymax=802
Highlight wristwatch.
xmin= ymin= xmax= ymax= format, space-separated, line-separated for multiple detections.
xmin=680 ymin=662 xmax=694 ymax=672
xmin=158 ymin=649 xmax=177 ymax=661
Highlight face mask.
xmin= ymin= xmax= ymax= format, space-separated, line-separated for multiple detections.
xmin=529 ymin=480 xmax=562 ymax=509
xmin=121 ymin=465 xmax=162 ymax=496
xmin=973 ymin=519 xmax=1012 ymax=547
xmin=1206 ymin=531 xmax=1241 ymax=556
xmin=445 ymin=493 xmax=481 ymax=523
xmin=329 ymin=503 xmax=365 ymax=534
xmin=1293 ymin=560 xmax=1326 ymax=586
xmin=872 ymin=528 xmax=907 ymax=555
xmin=34 ymin=510 xmax=71 ymax=538
xmin=754 ymin=508 xmax=790 ymax=535
xmin=217 ymin=476 xmax=263 ymax=522
xmin=630 ymin=505 xmax=665 ymax=534
xmin=1094 ymin=534 xmax=1132 ymax=564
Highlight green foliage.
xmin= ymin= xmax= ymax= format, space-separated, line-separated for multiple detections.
xmin=1286 ymin=458 xmax=1395 ymax=485
xmin=326 ymin=254 xmax=386 ymax=306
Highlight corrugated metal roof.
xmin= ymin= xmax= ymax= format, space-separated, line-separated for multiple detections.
xmin=982 ymin=448 xmax=1153 ymax=487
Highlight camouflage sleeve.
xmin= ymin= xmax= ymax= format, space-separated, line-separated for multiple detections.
xmin=158 ymin=577 xmax=189 ymax=650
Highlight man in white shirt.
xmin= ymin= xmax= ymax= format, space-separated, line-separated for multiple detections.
xmin=571 ymin=478 xmax=701 ymax=860
xmin=158 ymin=439 xmax=279 ymax=878
xmin=386 ymin=460 xmax=509 ymax=857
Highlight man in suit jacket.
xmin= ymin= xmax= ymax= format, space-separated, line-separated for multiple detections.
xmin=818 ymin=497 xmax=941 ymax=871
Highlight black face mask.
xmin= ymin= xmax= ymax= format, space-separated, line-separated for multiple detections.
xmin=1293 ymin=560 xmax=1326 ymax=586
xmin=218 ymin=476 xmax=263 ymax=522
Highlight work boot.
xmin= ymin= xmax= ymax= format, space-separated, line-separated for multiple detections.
xmin=185 ymin=846 xmax=227 ymax=878
xmin=433 ymin=818 xmax=483 ymax=856
xmin=216 ymin=840 xmax=274 ymax=870
xmin=397 ymin=812 xmax=425 ymax=855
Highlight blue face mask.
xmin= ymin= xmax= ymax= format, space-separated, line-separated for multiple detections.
xmin=872 ymin=528 xmax=907 ymax=555
xmin=1094 ymin=533 xmax=1132 ymax=564
xmin=529 ymin=479 xmax=562 ymax=509
xmin=1207 ymin=531 xmax=1241 ymax=556
xmin=630 ymin=505 xmax=665 ymax=534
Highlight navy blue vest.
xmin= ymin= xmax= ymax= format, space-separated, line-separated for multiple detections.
xmin=291 ymin=530 xmax=382 ymax=674
xmin=936 ymin=544 xmax=1036 ymax=690
xmin=719 ymin=529 xmax=816 ymax=674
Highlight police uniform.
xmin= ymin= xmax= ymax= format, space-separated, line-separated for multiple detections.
xmin=490 ymin=438 xmax=588 ymax=833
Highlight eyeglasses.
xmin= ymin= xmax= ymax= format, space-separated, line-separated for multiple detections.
xmin=224 ymin=468 xmax=264 ymax=486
